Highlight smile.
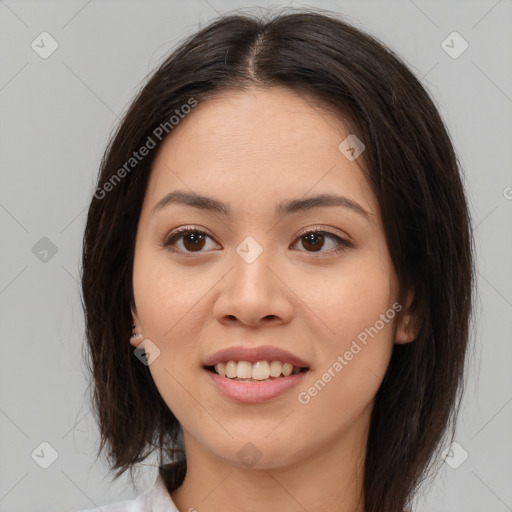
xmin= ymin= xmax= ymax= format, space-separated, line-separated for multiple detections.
xmin=204 ymin=364 xmax=310 ymax=403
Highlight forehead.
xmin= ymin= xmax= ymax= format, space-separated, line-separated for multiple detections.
xmin=144 ymin=86 xmax=378 ymax=220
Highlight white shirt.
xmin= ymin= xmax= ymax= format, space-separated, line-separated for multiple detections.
xmin=79 ymin=465 xmax=183 ymax=512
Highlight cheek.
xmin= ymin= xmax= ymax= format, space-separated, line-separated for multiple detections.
xmin=133 ymin=250 xmax=215 ymax=415
xmin=133 ymin=254 xmax=204 ymax=417
xmin=295 ymin=267 xmax=397 ymax=428
xmin=133 ymin=249 xmax=209 ymax=341
xmin=293 ymin=247 xmax=397 ymax=404
xmin=292 ymin=248 xmax=397 ymax=346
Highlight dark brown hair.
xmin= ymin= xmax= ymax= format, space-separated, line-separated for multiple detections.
xmin=81 ymin=7 xmax=475 ymax=511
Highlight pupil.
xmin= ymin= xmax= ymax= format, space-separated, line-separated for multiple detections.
xmin=184 ymin=233 xmax=205 ymax=251
xmin=304 ymin=233 xmax=323 ymax=252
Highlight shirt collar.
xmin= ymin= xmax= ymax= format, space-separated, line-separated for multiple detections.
xmin=143 ymin=474 xmax=180 ymax=512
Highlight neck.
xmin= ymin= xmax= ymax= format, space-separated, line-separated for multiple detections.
xmin=167 ymin=409 xmax=370 ymax=512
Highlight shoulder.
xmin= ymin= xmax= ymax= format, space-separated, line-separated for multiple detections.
xmin=75 ymin=464 xmax=184 ymax=512
xmin=76 ymin=492 xmax=147 ymax=512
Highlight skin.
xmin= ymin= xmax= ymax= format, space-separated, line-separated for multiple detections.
xmin=130 ymin=86 xmax=417 ymax=512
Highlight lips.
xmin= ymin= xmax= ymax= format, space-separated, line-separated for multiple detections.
xmin=203 ymin=345 xmax=310 ymax=370
xmin=204 ymin=364 xmax=309 ymax=403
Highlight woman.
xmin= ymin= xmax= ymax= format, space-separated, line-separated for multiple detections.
xmin=80 ymin=7 xmax=475 ymax=512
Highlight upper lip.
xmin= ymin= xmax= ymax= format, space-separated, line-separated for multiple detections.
xmin=203 ymin=345 xmax=310 ymax=368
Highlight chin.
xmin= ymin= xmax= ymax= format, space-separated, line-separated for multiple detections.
xmin=207 ymin=437 xmax=305 ymax=471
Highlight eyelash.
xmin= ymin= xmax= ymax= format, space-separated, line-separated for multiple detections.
xmin=162 ymin=225 xmax=352 ymax=257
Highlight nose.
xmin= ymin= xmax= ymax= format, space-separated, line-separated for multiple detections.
xmin=212 ymin=245 xmax=294 ymax=328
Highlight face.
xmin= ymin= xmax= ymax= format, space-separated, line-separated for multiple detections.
xmin=131 ymin=86 xmax=414 ymax=471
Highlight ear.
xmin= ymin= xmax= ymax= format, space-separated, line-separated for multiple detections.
xmin=395 ymin=290 xmax=419 ymax=344
xmin=130 ymin=303 xmax=143 ymax=348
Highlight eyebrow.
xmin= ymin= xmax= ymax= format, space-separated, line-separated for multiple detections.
xmin=151 ymin=190 xmax=372 ymax=220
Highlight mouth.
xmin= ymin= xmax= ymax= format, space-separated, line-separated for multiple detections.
xmin=204 ymin=361 xmax=310 ymax=382
xmin=203 ymin=361 xmax=310 ymax=403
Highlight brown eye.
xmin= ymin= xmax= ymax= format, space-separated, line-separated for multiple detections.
xmin=182 ymin=232 xmax=206 ymax=251
xmin=301 ymin=232 xmax=326 ymax=252
xmin=293 ymin=228 xmax=351 ymax=255
xmin=163 ymin=226 xmax=351 ymax=257
xmin=163 ymin=228 xmax=219 ymax=255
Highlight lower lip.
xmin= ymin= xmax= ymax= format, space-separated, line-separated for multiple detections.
xmin=204 ymin=368 xmax=309 ymax=403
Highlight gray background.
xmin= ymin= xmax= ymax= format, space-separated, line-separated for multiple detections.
xmin=1 ymin=0 xmax=511 ymax=511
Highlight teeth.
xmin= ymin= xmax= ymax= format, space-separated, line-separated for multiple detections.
xmin=237 ymin=361 xmax=254 ymax=379
xmin=213 ymin=360 xmax=303 ymax=380
xmin=225 ymin=361 xmax=236 ymax=378
xmin=269 ymin=360 xmax=282 ymax=378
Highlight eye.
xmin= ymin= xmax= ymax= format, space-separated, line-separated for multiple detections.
xmin=163 ymin=226 xmax=219 ymax=256
xmin=162 ymin=226 xmax=351 ymax=256
xmin=291 ymin=227 xmax=352 ymax=255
